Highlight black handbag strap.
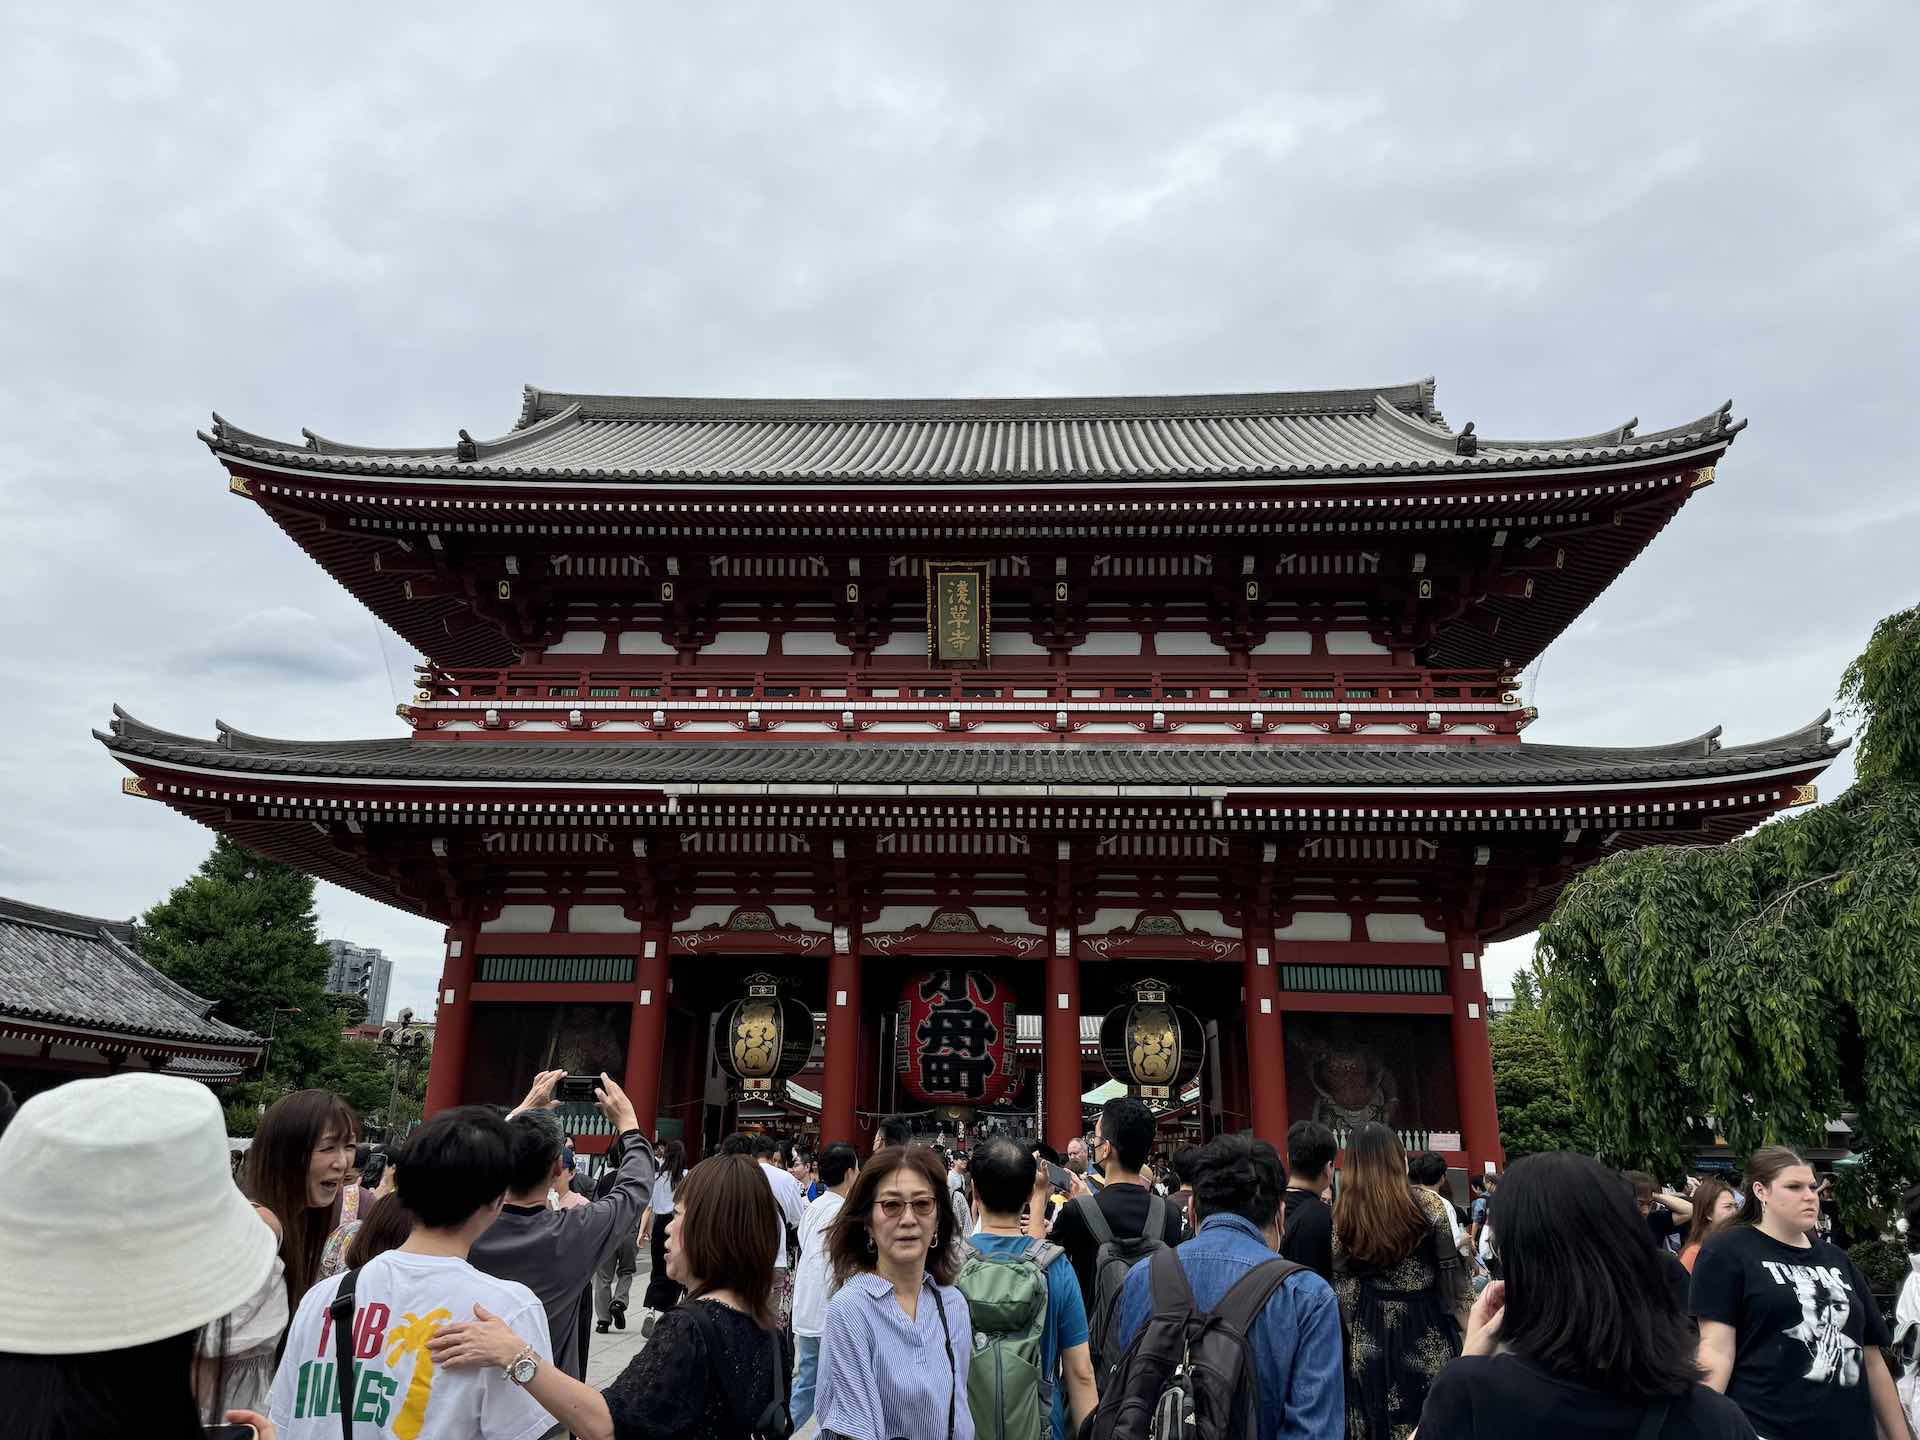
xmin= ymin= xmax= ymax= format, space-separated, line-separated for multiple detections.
xmin=328 ymin=1265 xmax=360 ymax=1440
xmin=930 ymin=1285 xmax=956 ymax=1440
xmin=1632 ymin=1399 xmax=1671 ymax=1440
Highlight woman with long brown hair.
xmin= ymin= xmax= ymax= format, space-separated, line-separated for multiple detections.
xmin=815 ymin=1144 xmax=975 ymax=1440
xmin=1331 ymin=1122 xmax=1469 ymax=1439
xmin=198 ymin=1087 xmax=356 ymax=1419
xmin=1678 ymin=1176 xmax=1741 ymax=1273
xmin=430 ymin=1152 xmax=788 ymax=1439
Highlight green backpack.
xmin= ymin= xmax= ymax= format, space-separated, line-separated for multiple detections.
xmin=955 ymin=1238 xmax=1065 ymax=1440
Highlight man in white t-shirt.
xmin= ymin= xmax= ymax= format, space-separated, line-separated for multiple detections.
xmin=790 ymin=1142 xmax=859 ymax=1430
xmin=268 ymin=1106 xmax=555 ymax=1440
xmin=750 ymin=1134 xmax=806 ymax=1324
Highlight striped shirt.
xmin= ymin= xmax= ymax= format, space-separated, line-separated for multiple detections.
xmin=815 ymin=1270 xmax=974 ymax=1440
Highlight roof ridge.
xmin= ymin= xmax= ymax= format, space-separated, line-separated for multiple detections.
xmin=0 ymin=894 xmax=137 ymax=944
xmin=515 ymin=379 xmax=1442 ymax=427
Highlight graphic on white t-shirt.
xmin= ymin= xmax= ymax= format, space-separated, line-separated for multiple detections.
xmin=1762 ymin=1259 xmax=1863 ymax=1386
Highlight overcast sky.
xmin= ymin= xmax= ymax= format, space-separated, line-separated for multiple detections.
xmin=4 ymin=3 xmax=1914 ymax=1022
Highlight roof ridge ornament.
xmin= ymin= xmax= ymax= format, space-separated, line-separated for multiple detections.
xmin=1455 ymin=421 xmax=1477 ymax=457
xmin=456 ymin=429 xmax=479 ymax=462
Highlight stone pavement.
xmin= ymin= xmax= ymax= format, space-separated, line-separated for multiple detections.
xmin=583 ymin=1254 xmax=652 ymax=1387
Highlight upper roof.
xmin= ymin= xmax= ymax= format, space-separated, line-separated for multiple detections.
xmin=0 ymin=896 xmax=263 ymax=1053
xmin=99 ymin=708 xmax=1841 ymax=795
xmin=203 ymin=379 xmax=1743 ymax=486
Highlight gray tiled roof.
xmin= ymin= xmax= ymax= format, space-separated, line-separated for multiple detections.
xmin=99 ymin=708 xmax=1841 ymax=792
xmin=202 ymin=380 xmax=1742 ymax=485
xmin=0 ymin=896 xmax=263 ymax=1050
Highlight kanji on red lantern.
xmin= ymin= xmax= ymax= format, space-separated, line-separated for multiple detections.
xmin=897 ymin=968 xmax=1015 ymax=1106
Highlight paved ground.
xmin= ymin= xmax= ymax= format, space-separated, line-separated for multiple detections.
xmin=583 ymin=1255 xmax=652 ymax=1387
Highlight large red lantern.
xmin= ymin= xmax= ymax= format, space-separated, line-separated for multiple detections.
xmin=897 ymin=968 xmax=1016 ymax=1107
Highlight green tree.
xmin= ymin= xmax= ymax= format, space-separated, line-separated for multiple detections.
xmin=140 ymin=835 xmax=389 ymax=1119
xmin=1490 ymin=969 xmax=1594 ymax=1159
xmin=1536 ymin=605 xmax=1920 ymax=1210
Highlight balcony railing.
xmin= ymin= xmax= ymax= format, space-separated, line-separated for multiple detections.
xmin=402 ymin=663 xmax=1530 ymax=740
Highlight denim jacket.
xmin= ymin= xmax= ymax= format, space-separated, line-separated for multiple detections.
xmin=1111 ymin=1211 xmax=1344 ymax=1440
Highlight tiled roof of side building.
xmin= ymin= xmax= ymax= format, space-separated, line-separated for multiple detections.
xmin=0 ymin=895 xmax=263 ymax=1049
xmin=200 ymin=379 xmax=1742 ymax=485
xmin=98 ymin=708 xmax=1843 ymax=792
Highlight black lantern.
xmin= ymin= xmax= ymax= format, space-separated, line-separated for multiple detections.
xmin=1099 ymin=978 xmax=1205 ymax=1107
xmin=713 ymin=973 xmax=815 ymax=1098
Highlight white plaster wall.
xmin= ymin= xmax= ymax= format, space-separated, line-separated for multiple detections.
xmin=1326 ymin=631 xmax=1390 ymax=655
xmin=783 ymin=633 xmax=853 ymax=656
xmin=484 ymin=905 xmax=556 ymax=934
xmin=994 ymin=629 xmax=1047 ymax=655
xmin=1364 ymin=913 xmax=1445 ymax=943
xmin=1076 ymin=632 xmax=1143 ymax=655
xmin=1155 ymin=633 xmax=1227 ymax=656
xmin=618 ymin=631 xmax=676 ymax=655
xmin=705 ymin=631 xmax=771 ymax=655
xmin=873 ymin=632 xmax=925 ymax=655
xmin=1252 ymin=631 xmax=1313 ymax=655
xmin=546 ymin=630 xmax=607 ymax=655
xmin=1276 ymin=911 xmax=1352 ymax=941
xmin=570 ymin=905 xmax=644 ymax=934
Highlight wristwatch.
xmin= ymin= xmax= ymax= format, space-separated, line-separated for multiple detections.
xmin=505 ymin=1343 xmax=539 ymax=1387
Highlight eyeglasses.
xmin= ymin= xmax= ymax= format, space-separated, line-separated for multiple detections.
xmin=874 ymin=1196 xmax=939 ymax=1220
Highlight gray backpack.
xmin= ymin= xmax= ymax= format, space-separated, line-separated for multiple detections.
xmin=1076 ymin=1191 xmax=1169 ymax=1379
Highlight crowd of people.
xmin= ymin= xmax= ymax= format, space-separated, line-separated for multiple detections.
xmin=2 ymin=1068 xmax=1918 ymax=1440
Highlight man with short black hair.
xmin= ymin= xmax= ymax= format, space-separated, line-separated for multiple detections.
xmin=1109 ymin=1134 xmax=1343 ymax=1440
xmin=268 ymin=1105 xmax=556 ymax=1440
xmin=967 ymin=1135 xmax=1097 ymax=1439
xmin=1277 ymin=1119 xmax=1338 ymax=1283
xmin=792 ymin=1142 xmax=859 ymax=1430
xmin=1045 ymin=1096 xmax=1186 ymax=1363
xmin=752 ymin=1132 xmax=806 ymax=1325
xmin=874 ymin=1114 xmax=913 ymax=1152
xmin=467 ymin=1069 xmax=654 ymax=1381
xmin=1408 ymin=1150 xmax=1466 ymax=1253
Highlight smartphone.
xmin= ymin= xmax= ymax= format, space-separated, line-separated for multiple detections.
xmin=204 ymin=1426 xmax=258 ymax=1440
xmin=556 ymin=1073 xmax=601 ymax=1104
xmin=1045 ymin=1162 xmax=1072 ymax=1193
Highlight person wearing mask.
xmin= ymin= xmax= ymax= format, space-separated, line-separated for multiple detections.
xmin=1046 ymin=1098 xmax=1186 ymax=1329
xmin=1692 ymin=1146 xmax=1904 ymax=1439
xmin=267 ymin=1104 xmax=555 ymax=1440
xmin=1626 ymin=1171 xmax=1696 ymax=1255
xmin=1678 ymin=1177 xmax=1741 ymax=1273
xmin=1331 ymin=1122 xmax=1469 ymax=1439
xmin=792 ymin=1142 xmax=859 ymax=1431
xmin=816 ymin=1144 xmax=975 ymax=1440
xmin=1107 ymin=1134 xmax=1343 ymax=1440
xmin=0 ymin=1073 xmax=282 ymax=1440
xmin=964 ymin=1135 xmax=1097 ymax=1440
xmin=221 ymin=1087 xmax=360 ymax=1418
xmin=748 ymin=1133 xmax=807 ymax=1326
xmin=1417 ymin=1152 xmax=1756 ymax=1439
xmin=1279 ymin=1120 xmax=1339 ymax=1283
xmin=467 ymin=1070 xmax=655 ymax=1382
xmin=1167 ymin=1145 xmax=1202 ymax=1232
xmin=432 ymin=1154 xmax=786 ymax=1440
xmin=623 ymin=1138 xmax=687 ymax=1336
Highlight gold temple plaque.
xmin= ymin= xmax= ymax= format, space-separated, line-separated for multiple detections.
xmin=926 ymin=561 xmax=991 ymax=667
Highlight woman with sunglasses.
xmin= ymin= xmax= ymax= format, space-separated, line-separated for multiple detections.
xmin=816 ymin=1144 xmax=975 ymax=1440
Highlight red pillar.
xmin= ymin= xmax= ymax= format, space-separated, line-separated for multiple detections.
xmin=423 ymin=922 xmax=478 ymax=1116
xmin=622 ymin=928 xmax=672 ymax=1140
xmin=1243 ymin=920 xmax=1288 ymax=1142
xmin=1450 ymin=932 xmax=1504 ymax=1176
xmin=822 ymin=919 xmax=862 ymax=1147
xmin=1043 ymin=924 xmax=1084 ymax=1150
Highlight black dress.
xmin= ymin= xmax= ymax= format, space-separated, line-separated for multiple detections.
xmin=602 ymin=1298 xmax=777 ymax=1440
xmin=1332 ymin=1186 xmax=1466 ymax=1440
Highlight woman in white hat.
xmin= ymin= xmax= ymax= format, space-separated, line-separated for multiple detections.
xmin=0 ymin=1072 xmax=283 ymax=1440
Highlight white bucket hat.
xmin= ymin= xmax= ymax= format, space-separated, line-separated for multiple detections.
xmin=0 ymin=1072 xmax=279 ymax=1355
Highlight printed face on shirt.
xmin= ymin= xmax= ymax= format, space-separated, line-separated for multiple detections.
xmin=872 ymin=1169 xmax=939 ymax=1266
xmin=1756 ymin=1164 xmax=1822 ymax=1234
xmin=1761 ymin=1258 xmax=1865 ymax=1386
xmin=308 ymin=1127 xmax=357 ymax=1209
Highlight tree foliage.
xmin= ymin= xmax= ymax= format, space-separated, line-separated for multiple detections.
xmin=1536 ymin=605 xmax=1920 ymax=1206
xmin=140 ymin=836 xmax=391 ymax=1121
xmin=1490 ymin=972 xmax=1594 ymax=1160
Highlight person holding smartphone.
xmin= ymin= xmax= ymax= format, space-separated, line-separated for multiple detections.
xmin=0 ymin=1073 xmax=283 ymax=1440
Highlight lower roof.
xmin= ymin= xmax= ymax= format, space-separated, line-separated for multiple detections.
xmin=99 ymin=709 xmax=1844 ymax=796
xmin=0 ymin=896 xmax=264 ymax=1054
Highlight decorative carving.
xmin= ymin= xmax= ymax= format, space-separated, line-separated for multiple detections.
xmin=1790 ymin=783 xmax=1818 ymax=807
xmin=226 ymin=473 xmax=252 ymax=497
xmin=726 ymin=907 xmax=777 ymax=932
xmin=120 ymin=775 xmax=150 ymax=799
xmin=1135 ymin=914 xmax=1185 ymax=937
xmin=927 ymin=909 xmax=982 ymax=934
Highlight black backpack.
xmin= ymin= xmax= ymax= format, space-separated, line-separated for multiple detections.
xmin=1075 ymin=1191 xmax=1169 ymax=1378
xmin=1084 ymin=1246 xmax=1303 ymax=1440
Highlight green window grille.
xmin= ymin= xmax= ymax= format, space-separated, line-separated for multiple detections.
xmin=476 ymin=955 xmax=636 ymax=984
xmin=1278 ymin=964 xmax=1444 ymax=995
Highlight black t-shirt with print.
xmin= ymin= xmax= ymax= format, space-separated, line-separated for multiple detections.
xmin=1689 ymin=1224 xmax=1889 ymax=1439
xmin=1418 ymin=1355 xmax=1757 ymax=1440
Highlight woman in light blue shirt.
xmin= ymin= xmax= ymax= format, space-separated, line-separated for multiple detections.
xmin=816 ymin=1144 xmax=974 ymax=1440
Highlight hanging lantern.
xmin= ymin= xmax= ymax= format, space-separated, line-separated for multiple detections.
xmin=1100 ymin=978 xmax=1205 ymax=1107
xmin=713 ymin=973 xmax=815 ymax=1097
xmin=897 ymin=968 xmax=1016 ymax=1108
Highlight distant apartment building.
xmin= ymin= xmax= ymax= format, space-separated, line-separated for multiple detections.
xmin=323 ymin=939 xmax=392 ymax=1025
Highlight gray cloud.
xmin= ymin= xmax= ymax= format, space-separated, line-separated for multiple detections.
xmin=3 ymin=1 xmax=1914 ymax=1016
